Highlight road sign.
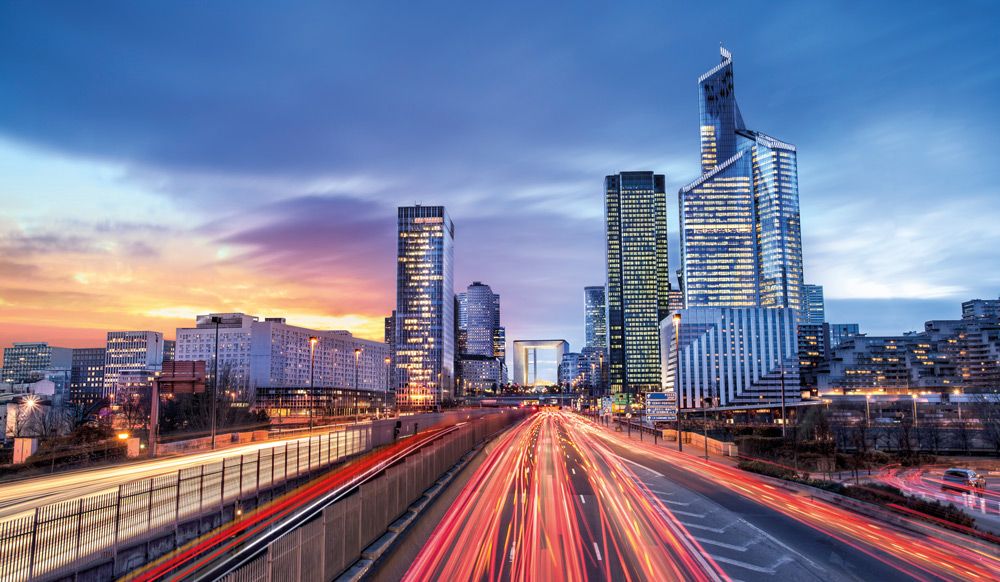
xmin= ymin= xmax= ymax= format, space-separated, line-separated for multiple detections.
xmin=601 ymin=397 xmax=612 ymax=416
xmin=646 ymin=392 xmax=677 ymax=422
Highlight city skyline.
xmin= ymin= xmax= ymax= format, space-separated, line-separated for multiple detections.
xmin=1 ymin=3 xmax=999 ymax=368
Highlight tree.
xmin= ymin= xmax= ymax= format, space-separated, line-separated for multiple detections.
xmin=971 ymin=394 xmax=1000 ymax=457
xmin=951 ymin=421 xmax=973 ymax=455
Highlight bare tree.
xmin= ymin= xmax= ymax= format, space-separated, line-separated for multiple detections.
xmin=951 ymin=421 xmax=973 ymax=455
xmin=972 ymin=394 xmax=1000 ymax=457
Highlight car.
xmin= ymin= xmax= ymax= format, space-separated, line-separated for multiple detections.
xmin=941 ymin=468 xmax=987 ymax=495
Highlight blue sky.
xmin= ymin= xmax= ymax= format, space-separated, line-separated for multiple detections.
xmin=1 ymin=2 xmax=998 ymax=381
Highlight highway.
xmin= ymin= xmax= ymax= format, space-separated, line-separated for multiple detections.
xmin=406 ymin=410 xmax=1000 ymax=582
xmin=0 ymin=428 xmax=361 ymax=522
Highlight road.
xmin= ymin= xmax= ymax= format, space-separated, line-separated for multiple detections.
xmin=406 ymin=410 xmax=1000 ymax=582
xmin=877 ymin=464 xmax=1000 ymax=532
xmin=0 ymin=428 xmax=362 ymax=522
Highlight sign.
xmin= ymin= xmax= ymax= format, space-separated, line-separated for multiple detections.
xmin=646 ymin=391 xmax=677 ymax=422
xmin=601 ymin=397 xmax=612 ymax=416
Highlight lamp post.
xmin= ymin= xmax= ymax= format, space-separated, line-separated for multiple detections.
xmin=703 ymin=396 xmax=711 ymax=460
xmin=210 ymin=315 xmax=222 ymax=450
xmin=780 ymin=338 xmax=787 ymax=438
xmin=384 ymin=357 xmax=391 ymax=417
xmin=865 ymin=393 xmax=871 ymax=425
xmin=673 ymin=313 xmax=682 ymax=452
xmin=354 ymin=348 xmax=361 ymax=424
xmin=911 ymin=394 xmax=918 ymax=428
xmin=598 ymin=352 xmax=604 ymax=397
xmin=309 ymin=336 xmax=317 ymax=433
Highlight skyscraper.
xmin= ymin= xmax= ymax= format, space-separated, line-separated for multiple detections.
xmin=584 ymin=286 xmax=607 ymax=349
xmin=395 ymin=205 xmax=455 ymax=409
xmin=605 ymin=171 xmax=669 ymax=395
xmin=803 ymin=284 xmax=825 ymax=324
xmin=679 ymin=47 xmax=804 ymax=317
xmin=103 ymin=331 xmax=164 ymax=398
xmin=456 ymin=282 xmax=506 ymax=395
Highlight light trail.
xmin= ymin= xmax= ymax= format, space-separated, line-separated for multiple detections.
xmin=404 ymin=410 xmax=726 ymax=582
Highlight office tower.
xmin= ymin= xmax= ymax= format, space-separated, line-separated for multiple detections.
xmin=2 ymin=342 xmax=73 ymax=385
xmin=456 ymin=292 xmax=468 ymax=330
xmin=605 ymin=171 xmax=669 ymax=395
xmin=662 ymin=307 xmax=799 ymax=407
xmin=826 ymin=323 xmax=860 ymax=349
xmin=103 ymin=331 xmax=164 ymax=397
xmin=395 ymin=205 xmax=455 ymax=409
xmin=385 ymin=310 xmax=396 ymax=369
xmin=163 ymin=340 xmax=176 ymax=362
xmin=584 ymin=286 xmax=607 ymax=349
xmin=803 ymin=284 xmax=825 ymax=324
xmin=679 ymin=47 xmax=804 ymax=317
xmin=70 ymin=347 xmax=106 ymax=407
xmin=962 ymin=297 xmax=1000 ymax=320
xmin=457 ymin=282 xmax=507 ymax=395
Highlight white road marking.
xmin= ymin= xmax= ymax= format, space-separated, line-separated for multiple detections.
xmin=510 ymin=543 xmax=516 ymax=562
xmin=670 ymin=509 xmax=706 ymax=518
xmin=692 ymin=536 xmax=753 ymax=552
xmin=709 ymin=555 xmax=776 ymax=574
xmin=572 ymin=468 xmax=576 ymax=475
xmin=678 ymin=522 xmax=728 ymax=534
xmin=593 ymin=542 xmax=602 ymax=561
xmin=580 ymin=495 xmax=586 ymax=504
xmin=647 ymin=489 xmax=675 ymax=496
xmin=661 ymin=499 xmax=690 ymax=506
xmin=737 ymin=518 xmax=825 ymax=572
xmin=615 ymin=456 xmax=664 ymax=477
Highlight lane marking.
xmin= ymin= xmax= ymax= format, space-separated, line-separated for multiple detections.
xmin=593 ymin=542 xmax=602 ymax=561
xmin=678 ymin=522 xmax=728 ymax=534
xmin=692 ymin=536 xmax=753 ymax=552
xmin=737 ymin=518 xmax=824 ymax=572
xmin=572 ymin=468 xmax=576 ymax=475
xmin=670 ymin=509 xmax=706 ymax=518
xmin=661 ymin=499 xmax=690 ymax=506
xmin=708 ymin=555 xmax=775 ymax=574
xmin=580 ymin=495 xmax=586 ymax=504
xmin=647 ymin=489 xmax=675 ymax=496
xmin=615 ymin=455 xmax=664 ymax=477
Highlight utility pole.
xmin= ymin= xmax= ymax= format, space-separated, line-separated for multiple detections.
xmin=210 ymin=316 xmax=221 ymax=450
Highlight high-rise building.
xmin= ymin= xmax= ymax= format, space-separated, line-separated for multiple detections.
xmin=1 ymin=342 xmax=73 ymax=385
xmin=584 ymin=286 xmax=607 ymax=349
xmin=605 ymin=172 xmax=669 ymax=395
xmin=103 ymin=331 xmax=164 ymax=398
xmin=803 ymin=284 xmax=825 ymax=324
xmin=679 ymin=47 xmax=804 ymax=317
xmin=662 ymin=307 xmax=799 ymax=408
xmin=395 ymin=205 xmax=455 ymax=409
xmin=456 ymin=282 xmax=507 ymax=395
xmin=70 ymin=347 xmax=106 ymax=407
xmin=466 ymin=282 xmax=496 ymax=356
xmin=163 ymin=340 xmax=176 ymax=362
xmin=385 ymin=310 xmax=396 ymax=369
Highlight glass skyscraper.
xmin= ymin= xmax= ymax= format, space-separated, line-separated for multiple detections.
xmin=584 ymin=286 xmax=607 ymax=349
xmin=803 ymin=284 xmax=825 ymax=324
xmin=605 ymin=171 xmax=669 ymax=395
xmin=395 ymin=205 xmax=455 ymax=410
xmin=680 ymin=47 xmax=804 ymax=317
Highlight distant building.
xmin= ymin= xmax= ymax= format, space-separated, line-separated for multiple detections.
xmin=605 ymin=171 xmax=669 ymax=395
xmin=827 ymin=323 xmax=861 ymax=349
xmin=395 ymin=205 xmax=455 ymax=409
xmin=662 ymin=308 xmax=799 ymax=408
xmin=2 ymin=342 xmax=73 ymax=385
xmin=584 ymin=286 xmax=607 ymax=349
xmin=797 ymin=324 xmax=826 ymax=395
xmin=163 ymin=340 xmax=176 ymax=362
xmin=103 ymin=331 xmax=164 ymax=399
xmin=384 ymin=310 xmax=396 ymax=370
xmin=70 ymin=347 xmax=106 ymax=407
xmin=803 ymin=285 xmax=825 ymax=324
xmin=962 ymin=297 xmax=1000 ymax=321
xmin=456 ymin=282 xmax=506 ymax=395
xmin=678 ymin=47 xmax=804 ymax=317
xmin=668 ymin=289 xmax=684 ymax=316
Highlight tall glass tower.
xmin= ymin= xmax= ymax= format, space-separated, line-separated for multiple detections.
xmin=605 ymin=171 xmax=669 ymax=395
xmin=584 ymin=286 xmax=607 ymax=349
xmin=803 ymin=284 xmax=825 ymax=324
xmin=395 ymin=205 xmax=455 ymax=410
xmin=680 ymin=47 xmax=804 ymax=317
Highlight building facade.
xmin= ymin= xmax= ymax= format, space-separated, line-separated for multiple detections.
xmin=70 ymin=347 xmax=106 ymax=407
xmin=395 ymin=205 xmax=455 ymax=409
xmin=456 ymin=282 xmax=507 ymax=395
xmin=2 ymin=342 xmax=73 ymax=385
xmin=662 ymin=307 xmax=799 ymax=408
xmin=584 ymin=286 xmax=607 ymax=349
xmin=679 ymin=47 xmax=804 ymax=317
xmin=605 ymin=171 xmax=669 ymax=395
xmin=963 ymin=297 xmax=1000 ymax=321
xmin=803 ymin=284 xmax=825 ymax=325
xmin=102 ymin=331 xmax=165 ymax=399
xmin=827 ymin=323 xmax=861 ymax=349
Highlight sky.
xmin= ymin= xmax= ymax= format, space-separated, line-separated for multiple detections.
xmin=1 ymin=2 xmax=999 ymax=380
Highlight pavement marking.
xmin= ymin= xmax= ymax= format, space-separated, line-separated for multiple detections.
xmin=737 ymin=518 xmax=825 ymax=572
xmin=615 ymin=455 xmax=664 ymax=477
xmin=571 ymin=468 xmax=576 ymax=475
xmin=661 ymin=499 xmax=690 ymax=507
xmin=670 ymin=509 xmax=706 ymax=518
xmin=580 ymin=495 xmax=586 ymax=504
xmin=678 ymin=522 xmax=728 ymax=534
xmin=593 ymin=542 xmax=602 ymax=561
xmin=693 ymin=536 xmax=753 ymax=552
xmin=708 ymin=555 xmax=776 ymax=574
xmin=647 ymin=489 xmax=675 ymax=496
xmin=510 ymin=543 xmax=516 ymax=563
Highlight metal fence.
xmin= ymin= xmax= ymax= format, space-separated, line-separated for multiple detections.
xmin=0 ymin=409 xmax=500 ymax=582
xmin=220 ymin=410 xmax=526 ymax=582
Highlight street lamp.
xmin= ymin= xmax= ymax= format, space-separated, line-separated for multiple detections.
xmin=210 ymin=315 xmax=222 ymax=450
xmin=385 ymin=357 xmax=391 ymax=417
xmin=354 ymin=348 xmax=362 ymax=424
xmin=865 ymin=393 xmax=871 ymax=425
xmin=309 ymin=336 xmax=318 ymax=433
xmin=673 ymin=313 xmax=682 ymax=452
xmin=911 ymin=393 xmax=918 ymax=428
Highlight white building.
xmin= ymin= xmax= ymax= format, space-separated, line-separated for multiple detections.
xmin=175 ymin=313 xmax=391 ymax=399
xmin=661 ymin=308 xmax=799 ymax=409
xmin=103 ymin=331 xmax=164 ymax=398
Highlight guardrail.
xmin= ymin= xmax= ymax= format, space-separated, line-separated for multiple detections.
xmin=0 ymin=409 xmax=501 ymax=582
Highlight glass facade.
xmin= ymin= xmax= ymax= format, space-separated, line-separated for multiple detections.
xmin=2 ymin=342 xmax=73 ymax=385
xmin=605 ymin=171 xmax=668 ymax=395
xmin=803 ymin=284 xmax=825 ymax=324
xmin=70 ymin=347 xmax=106 ymax=407
xmin=681 ymin=47 xmax=805 ymax=318
xmin=395 ymin=205 xmax=455 ymax=409
xmin=584 ymin=286 xmax=607 ymax=349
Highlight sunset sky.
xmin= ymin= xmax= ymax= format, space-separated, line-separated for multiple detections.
xmin=2 ymin=2 xmax=999 ymax=377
